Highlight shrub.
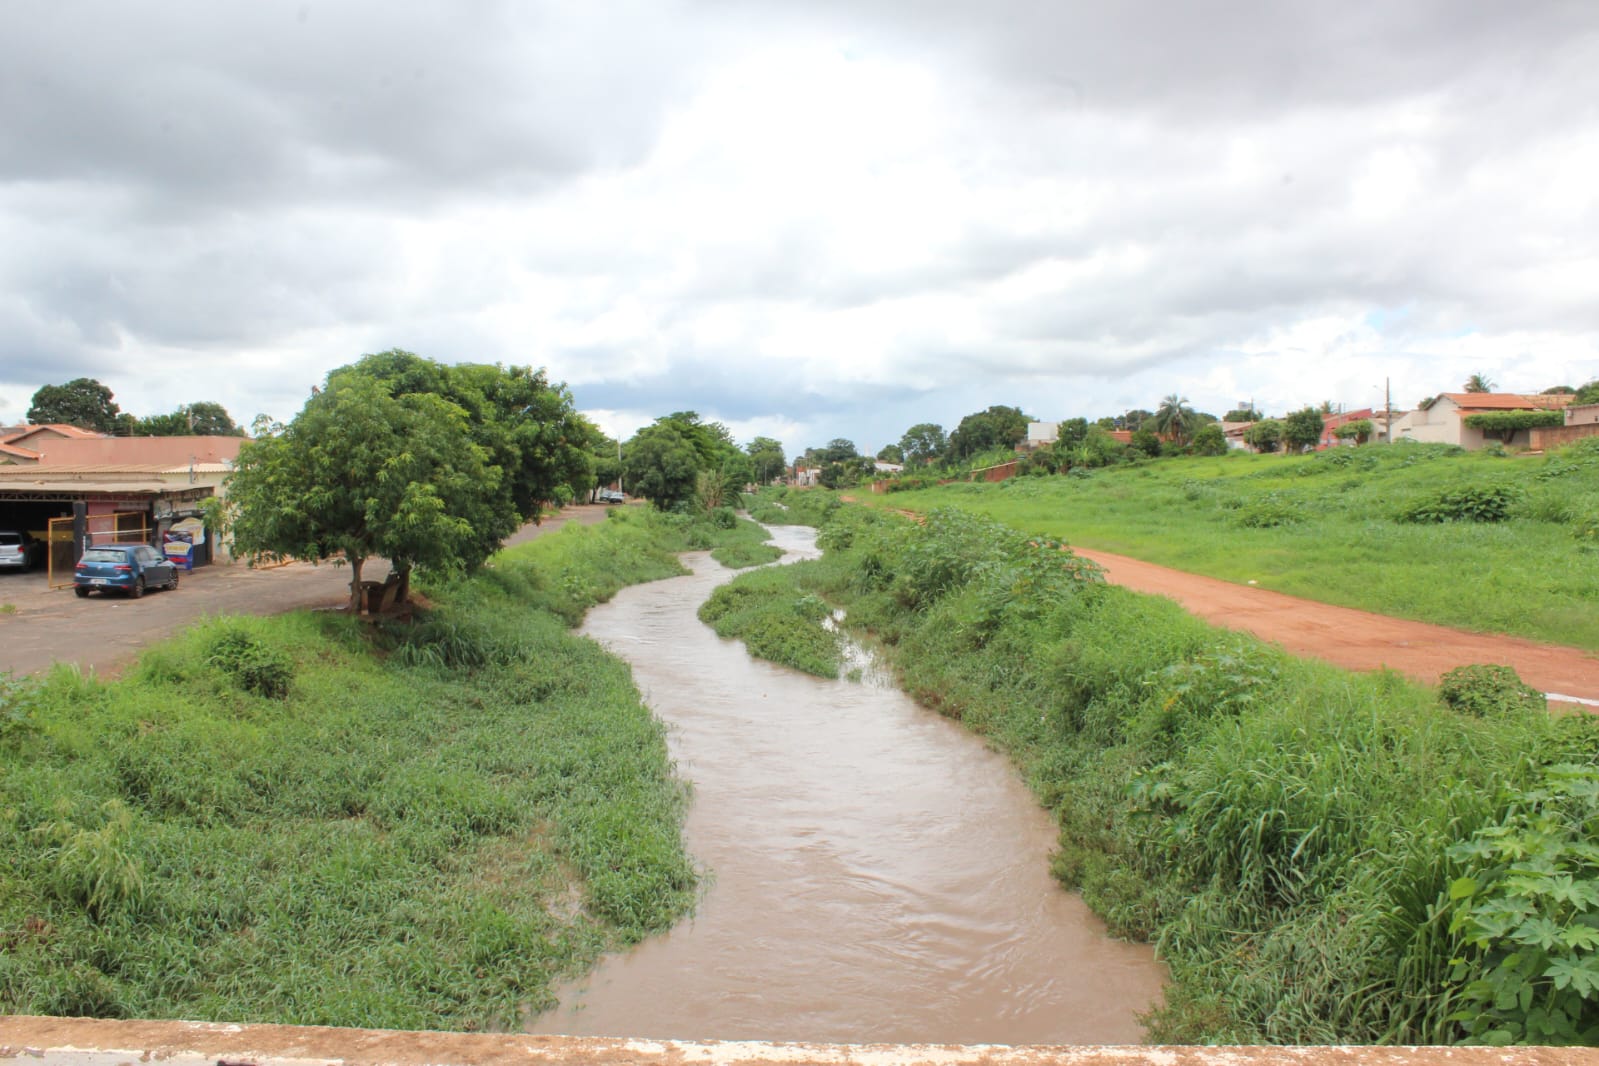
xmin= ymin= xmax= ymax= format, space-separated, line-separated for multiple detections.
xmin=1438 ymin=664 xmax=1545 ymax=718
xmin=204 ymin=625 xmax=294 ymax=698
xmin=0 ymin=671 xmax=40 ymax=749
xmin=1397 ymin=485 xmax=1522 ymax=524
xmin=1447 ymin=762 xmax=1599 ymax=1045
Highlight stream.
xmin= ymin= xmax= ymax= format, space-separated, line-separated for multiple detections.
xmin=527 ymin=523 xmax=1164 ymax=1044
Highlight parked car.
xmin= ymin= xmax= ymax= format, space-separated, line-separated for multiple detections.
xmin=598 ymin=488 xmax=626 ymax=503
xmin=73 ymin=543 xmax=180 ymax=598
xmin=0 ymin=531 xmax=44 ymax=572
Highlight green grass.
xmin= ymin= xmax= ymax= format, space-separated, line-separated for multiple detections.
xmin=721 ymin=504 xmax=1599 ymax=1045
xmin=711 ymin=542 xmax=784 ymax=569
xmin=698 ymin=565 xmax=843 ymax=677
xmin=0 ymin=506 xmax=754 ymax=1030
xmin=868 ymin=440 xmax=1599 ymax=650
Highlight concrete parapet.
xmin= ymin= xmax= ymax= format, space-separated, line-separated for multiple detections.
xmin=3 ymin=1018 xmax=1596 ymax=1066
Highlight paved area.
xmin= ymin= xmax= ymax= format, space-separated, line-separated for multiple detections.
xmin=0 ymin=504 xmax=615 ymax=678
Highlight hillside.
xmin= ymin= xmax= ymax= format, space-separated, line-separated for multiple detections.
xmin=872 ymin=440 xmax=1599 ymax=651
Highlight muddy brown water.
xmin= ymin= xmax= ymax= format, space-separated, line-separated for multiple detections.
xmin=528 ymin=524 xmax=1164 ymax=1045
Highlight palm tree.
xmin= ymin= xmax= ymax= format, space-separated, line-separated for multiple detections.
xmin=1153 ymin=394 xmax=1195 ymax=444
xmin=1464 ymin=373 xmax=1495 ymax=393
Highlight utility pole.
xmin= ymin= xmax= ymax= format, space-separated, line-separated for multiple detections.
xmin=1385 ymin=377 xmax=1393 ymax=444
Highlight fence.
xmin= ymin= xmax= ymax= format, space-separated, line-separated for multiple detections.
xmin=44 ymin=510 xmax=153 ymax=589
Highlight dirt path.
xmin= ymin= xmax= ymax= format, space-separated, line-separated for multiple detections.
xmin=0 ymin=504 xmax=615 ymax=679
xmin=1074 ymin=548 xmax=1599 ymax=708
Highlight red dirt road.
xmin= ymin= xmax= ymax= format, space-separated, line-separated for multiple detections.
xmin=1074 ymin=548 xmax=1599 ymax=707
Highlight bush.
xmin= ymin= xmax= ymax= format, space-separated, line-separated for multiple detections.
xmin=204 ymin=625 xmax=294 ymax=698
xmin=1397 ymin=485 xmax=1522 ymax=523
xmin=1438 ymin=664 xmax=1545 ymax=718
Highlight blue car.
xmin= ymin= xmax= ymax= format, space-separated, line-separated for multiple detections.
xmin=73 ymin=543 xmax=180 ymax=598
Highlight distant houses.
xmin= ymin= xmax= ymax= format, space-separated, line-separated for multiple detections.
xmin=1390 ymin=392 xmax=1573 ymax=449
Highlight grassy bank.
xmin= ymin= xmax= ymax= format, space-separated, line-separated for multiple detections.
xmin=0 ymin=507 xmax=754 ymax=1030
xmin=871 ymin=441 xmax=1599 ymax=650
xmin=713 ymin=504 xmax=1599 ymax=1044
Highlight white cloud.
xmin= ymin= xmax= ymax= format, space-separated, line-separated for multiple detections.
xmin=1 ymin=1 xmax=1597 ymax=456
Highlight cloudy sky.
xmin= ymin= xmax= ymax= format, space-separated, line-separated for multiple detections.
xmin=3 ymin=1 xmax=1597 ymax=455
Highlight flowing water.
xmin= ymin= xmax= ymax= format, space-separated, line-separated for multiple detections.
xmin=528 ymin=524 xmax=1164 ymax=1044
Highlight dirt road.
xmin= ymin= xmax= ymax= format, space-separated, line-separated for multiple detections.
xmin=0 ymin=504 xmax=615 ymax=679
xmin=1075 ymin=548 xmax=1599 ymax=707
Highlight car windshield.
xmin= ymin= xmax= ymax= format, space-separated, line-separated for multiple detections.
xmin=82 ymin=549 xmax=130 ymax=562
xmin=0 ymin=534 xmax=20 ymax=545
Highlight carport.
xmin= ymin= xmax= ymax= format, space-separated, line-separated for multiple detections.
xmin=0 ymin=469 xmax=216 ymax=587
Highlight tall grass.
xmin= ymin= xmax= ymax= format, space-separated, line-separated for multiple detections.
xmin=0 ymin=506 xmax=753 ymax=1030
xmin=717 ymin=504 xmax=1599 ymax=1044
xmin=870 ymin=440 xmax=1599 ymax=650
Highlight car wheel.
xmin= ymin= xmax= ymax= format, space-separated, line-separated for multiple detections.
xmin=168 ymin=569 xmax=180 ymax=590
xmin=74 ymin=586 xmax=90 ymax=598
xmin=130 ymin=577 xmax=144 ymax=599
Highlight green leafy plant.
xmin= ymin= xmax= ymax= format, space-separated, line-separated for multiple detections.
xmin=1439 ymin=665 xmax=1545 ymax=719
xmin=205 ymin=624 xmax=295 ymax=698
xmin=0 ymin=671 xmax=40 ymax=749
xmin=1398 ymin=485 xmax=1522 ymax=524
xmin=1447 ymin=762 xmax=1599 ymax=1045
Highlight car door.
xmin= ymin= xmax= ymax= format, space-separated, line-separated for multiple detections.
xmin=137 ymin=545 xmax=172 ymax=585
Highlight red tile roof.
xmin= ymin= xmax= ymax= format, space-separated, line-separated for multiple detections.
xmin=20 ymin=436 xmax=245 ymax=468
xmin=0 ymin=424 xmax=108 ymax=446
xmin=1438 ymin=393 xmax=1573 ymax=412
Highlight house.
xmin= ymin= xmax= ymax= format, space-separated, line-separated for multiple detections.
xmin=0 ymin=423 xmax=107 ymax=464
xmin=1022 ymin=422 xmax=1059 ymax=451
xmin=0 ymin=436 xmax=246 ymax=575
xmin=1529 ymin=402 xmax=1599 ymax=451
xmin=1317 ymin=409 xmax=1377 ymax=449
xmin=872 ymin=460 xmax=904 ymax=475
xmin=1390 ymin=393 xmax=1573 ymax=449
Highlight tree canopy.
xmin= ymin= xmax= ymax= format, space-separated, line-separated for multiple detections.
xmin=27 ymin=378 xmax=121 ymax=432
xmin=1153 ymin=394 xmax=1195 ymax=444
xmin=1281 ymin=407 xmax=1326 ymax=453
xmin=1464 ymin=373 xmax=1496 ymax=393
xmin=227 ymin=350 xmax=583 ymax=610
xmin=746 ymin=436 xmax=787 ymax=485
xmin=134 ymin=401 xmax=245 ymax=436
xmin=898 ymin=423 xmax=947 ymax=466
xmin=623 ymin=421 xmax=701 ymax=510
xmin=948 ymin=406 xmax=1029 ymax=462
xmin=230 ymin=374 xmax=503 ymax=611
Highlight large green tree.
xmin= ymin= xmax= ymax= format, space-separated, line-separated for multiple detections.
xmin=746 ymin=436 xmax=787 ymax=485
xmin=332 ymin=349 xmax=589 ymax=527
xmin=898 ymin=422 xmax=947 ymax=466
xmin=948 ymin=405 xmax=1029 ymax=463
xmin=27 ymin=378 xmax=121 ymax=432
xmin=134 ymin=401 xmax=245 ymax=436
xmin=1282 ymin=407 xmax=1326 ymax=453
xmin=229 ymin=376 xmax=501 ymax=612
xmin=623 ymin=422 xmax=701 ymax=511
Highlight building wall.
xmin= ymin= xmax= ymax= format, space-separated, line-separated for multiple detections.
xmin=1530 ymin=423 xmax=1599 ymax=450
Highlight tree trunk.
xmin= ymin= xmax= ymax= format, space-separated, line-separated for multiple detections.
xmin=347 ymin=554 xmax=365 ymax=614
xmin=395 ymin=563 xmax=412 ymax=605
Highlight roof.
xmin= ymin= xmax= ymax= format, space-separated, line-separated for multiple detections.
xmin=0 ymin=424 xmax=108 ymax=446
xmin=0 ymin=442 xmax=41 ymax=461
xmin=15 ymin=435 xmax=245 ymax=468
xmin=1437 ymin=392 xmax=1574 ymax=412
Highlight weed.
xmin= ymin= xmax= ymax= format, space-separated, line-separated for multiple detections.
xmin=1438 ymin=664 xmax=1545 ymax=719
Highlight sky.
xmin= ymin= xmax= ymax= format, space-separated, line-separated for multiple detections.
xmin=3 ymin=1 xmax=1597 ymax=457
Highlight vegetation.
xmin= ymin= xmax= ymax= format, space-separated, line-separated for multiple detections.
xmin=698 ymin=566 xmax=842 ymax=677
xmin=1463 ymin=410 xmax=1566 ymax=442
xmin=865 ymin=440 xmax=1599 ymax=650
xmin=947 ymin=405 xmax=1030 ymax=463
xmin=710 ymin=504 xmax=1599 ymax=1044
xmin=26 ymin=378 xmax=123 ymax=432
xmin=0 ymin=506 xmax=767 ymax=1029
xmin=228 ymin=352 xmax=590 ymax=610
